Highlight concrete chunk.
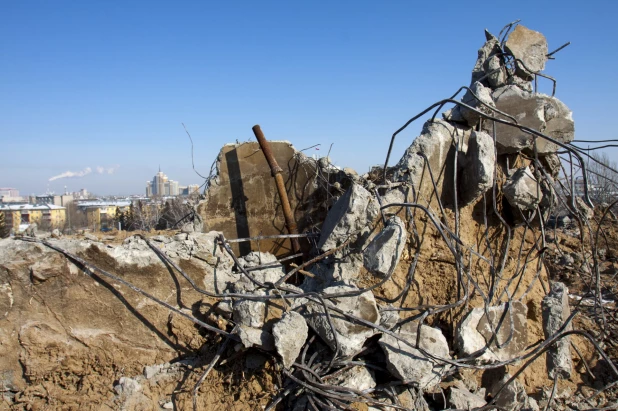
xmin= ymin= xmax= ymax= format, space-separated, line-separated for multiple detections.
xmin=394 ymin=120 xmax=472 ymax=207
xmin=542 ymin=282 xmax=573 ymax=379
xmin=318 ymin=183 xmax=379 ymax=251
xmin=459 ymin=130 xmax=496 ymax=206
xmin=379 ymin=321 xmax=451 ymax=389
xmin=471 ymin=31 xmax=505 ymax=87
xmin=363 ymin=216 xmax=407 ymax=278
xmin=237 ymin=325 xmax=275 ymax=351
xmin=449 ymin=386 xmax=487 ymax=410
xmin=504 ymin=167 xmax=543 ymax=211
xmin=457 ymin=301 xmax=528 ymax=363
xmin=485 ymin=85 xmax=574 ymax=154
xmin=505 ymin=25 xmax=548 ymax=79
xmin=233 ymin=298 xmax=266 ymax=328
xmin=304 ymin=284 xmax=380 ymax=357
xmin=272 ymin=311 xmax=308 ymax=369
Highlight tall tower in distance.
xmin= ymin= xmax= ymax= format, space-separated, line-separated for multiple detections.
xmin=146 ymin=167 xmax=185 ymax=197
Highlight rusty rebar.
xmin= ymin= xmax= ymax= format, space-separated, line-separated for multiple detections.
xmin=252 ymin=124 xmax=301 ymax=253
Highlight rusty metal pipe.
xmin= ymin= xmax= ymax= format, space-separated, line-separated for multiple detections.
xmin=252 ymin=125 xmax=301 ymax=253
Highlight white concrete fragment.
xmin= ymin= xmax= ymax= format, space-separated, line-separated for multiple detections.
xmin=457 ymin=301 xmax=528 ymax=363
xmin=304 ymin=284 xmax=380 ymax=357
xmin=542 ymin=282 xmax=573 ymax=379
xmin=272 ymin=311 xmax=308 ymax=369
xmin=363 ymin=216 xmax=407 ymax=278
xmin=318 ymin=183 xmax=379 ymax=251
xmin=379 ymin=321 xmax=451 ymax=389
xmin=504 ymin=167 xmax=543 ymax=211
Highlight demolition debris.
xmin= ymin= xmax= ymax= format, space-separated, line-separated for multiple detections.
xmin=2 ymin=22 xmax=618 ymax=411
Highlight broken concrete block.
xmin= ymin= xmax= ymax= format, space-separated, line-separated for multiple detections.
xmin=272 ymin=311 xmax=308 ymax=369
xmin=302 ymin=255 xmax=363 ymax=291
xmin=363 ymin=216 xmax=406 ymax=278
xmin=304 ymin=284 xmax=380 ymax=357
xmin=488 ymin=371 xmax=537 ymax=411
xmin=331 ymin=365 xmax=376 ymax=392
xmin=196 ymin=141 xmax=328 ymax=257
xmin=318 ymin=183 xmax=379 ymax=251
xmin=237 ymin=325 xmax=275 ymax=351
xmin=459 ymin=81 xmax=496 ymax=128
xmin=233 ymin=252 xmax=285 ymax=292
xmin=379 ymin=321 xmax=451 ymax=389
xmin=114 ymin=377 xmax=142 ymax=396
xmin=394 ymin=119 xmax=472 ymax=207
xmin=542 ymin=282 xmax=573 ymax=379
xmin=378 ymin=307 xmax=400 ymax=330
xmin=233 ymin=298 xmax=266 ymax=328
xmin=471 ymin=30 xmax=505 ymax=88
xmin=505 ymin=25 xmax=548 ymax=79
xmin=485 ymin=85 xmax=574 ymax=154
xmin=459 ymin=130 xmax=496 ymax=206
xmin=449 ymin=385 xmax=487 ymax=410
xmin=457 ymin=301 xmax=528 ymax=363
xmin=504 ymin=167 xmax=544 ymax=211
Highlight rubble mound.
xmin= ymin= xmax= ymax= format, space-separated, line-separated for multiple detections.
xmin=2 ymin=22 xmax=617 ymax=411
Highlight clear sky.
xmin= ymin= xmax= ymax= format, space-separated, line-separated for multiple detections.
xmin=1 ymin=1 xmax=616 ymax=196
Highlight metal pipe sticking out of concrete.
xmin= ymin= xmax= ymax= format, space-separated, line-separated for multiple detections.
xmin=252 ymin=125 xmax=301 ymax=253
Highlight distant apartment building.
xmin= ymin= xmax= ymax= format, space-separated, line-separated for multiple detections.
xmin=31 ymin=194 xmax=74 ymax=207
xmin=75 ymin=201 xmax=131 ymax=230
xmin=0 ymin=188 xmax=19 ymax=197
xmin=145 ymin=168 xmax=192 ymax=197
xmin=0 ymin=204 xmax=66 ymax=233
xmin=0 ymin=188 xmax=26 ymax=204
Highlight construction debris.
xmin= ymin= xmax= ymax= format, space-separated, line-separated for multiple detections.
xmin=2 ymin=21 xmax=618 ymax=411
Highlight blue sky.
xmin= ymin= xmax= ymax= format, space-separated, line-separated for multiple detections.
xmin=1 ymin=1 xmax=616 ymax=196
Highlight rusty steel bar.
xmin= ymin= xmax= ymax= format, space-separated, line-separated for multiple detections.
xmin=252 ymin=124 xmax=301 ymax=253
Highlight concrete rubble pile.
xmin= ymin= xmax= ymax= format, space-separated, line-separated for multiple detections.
xmin=1 ymin=23 xmax=615 ymax=411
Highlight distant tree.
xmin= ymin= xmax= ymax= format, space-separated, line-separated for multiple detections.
xmin=587 ymin=152 xmax=618 ymax=204
xmin=156 ymin=198 xmax=192 ymax=230
xmin=65 ymin=202 xmax=88 ymax=233
xmin=0 ymin=212 xmax=9 ymax=238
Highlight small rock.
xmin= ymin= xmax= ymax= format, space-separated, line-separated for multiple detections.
xmin=458 ymin=81 xmax=496 ymax=128
xmin=449 ymin=385 xmax=487 ymax=410
xmin=488 ymin=370 xmax=535 ymax=411
xmin=331 ymin=365 xmax=376 ymax=392
xmin=143 ymin=364 xmax=163 ymax=379
xmin=114 ymin=377 xmax=142 ymax=396
xmin=51 ymin=229 xmax=61 ymax=238
xmin=378 ymin=308 xmax=400 ymax=330
xmin=272 ymin=311 xmax=308 ymax=369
